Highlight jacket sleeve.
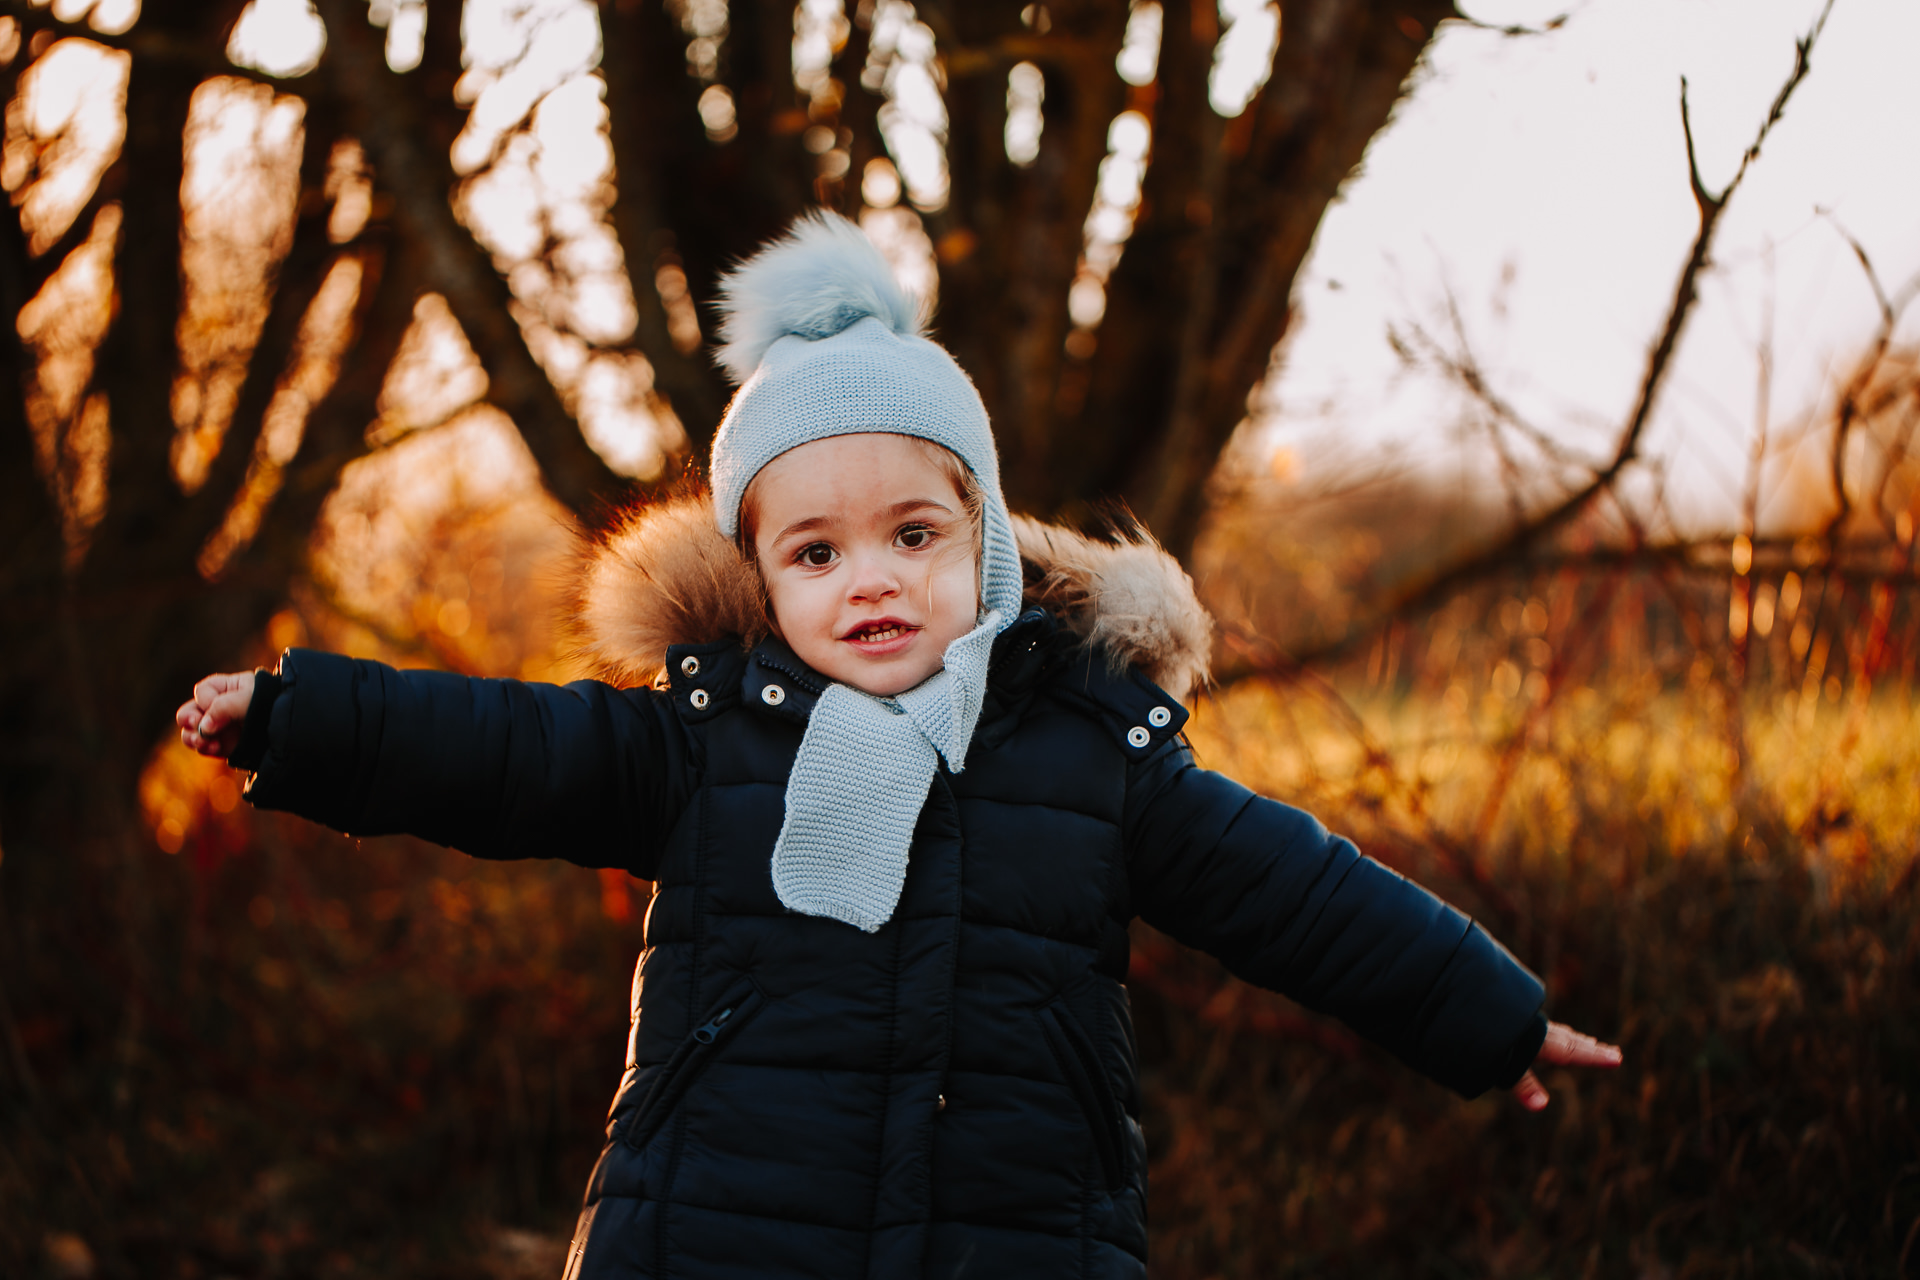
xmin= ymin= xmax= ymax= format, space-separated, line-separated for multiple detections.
xmin=1125 ymin=740 xmax=1545 ymax=1098
xmin=241 ymin=648 xmax=693 ymax=878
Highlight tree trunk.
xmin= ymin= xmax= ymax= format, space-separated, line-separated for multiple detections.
xmin=922 ymin=0 xmax=1132 ymax=512
xmin=1048 ymin=0 xmax=1457 ymax=556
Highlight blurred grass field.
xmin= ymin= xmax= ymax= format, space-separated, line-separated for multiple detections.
xmin=1133 ymin=673 xmax=1918 ymax=1277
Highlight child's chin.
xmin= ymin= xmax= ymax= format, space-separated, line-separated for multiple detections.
xmin=838 ymin=657 xmax=941 ymax=699
xmin=843 ymin=674 xmax=920 ymax=698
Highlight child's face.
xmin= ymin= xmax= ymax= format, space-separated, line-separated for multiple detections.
xmin=751 ymin=433 xmax=980 ymax=698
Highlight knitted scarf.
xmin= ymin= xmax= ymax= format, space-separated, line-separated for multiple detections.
xmin=768 ymin=608 xmax=1005 ymax=932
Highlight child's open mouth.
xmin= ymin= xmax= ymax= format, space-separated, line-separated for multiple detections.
xmin=844 ymin=620 xmax=919 ymax=646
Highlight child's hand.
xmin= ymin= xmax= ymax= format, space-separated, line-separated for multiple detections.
xmin=1511 ymin=1021 xmax=1622 ymax=1111
xmin=175 ymin=671 xmax=257 ymax=759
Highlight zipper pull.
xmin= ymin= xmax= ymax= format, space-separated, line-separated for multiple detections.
xmin=692 ymin=1007 xmax=734 ymax=1044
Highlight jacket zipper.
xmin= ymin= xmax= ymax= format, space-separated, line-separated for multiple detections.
xmin=986 ymin=614 xmax=1044 ymax=677
xmin=1040 ymin=1004 xmax=1126 ymax=1192
xmin=622 ymin=987 xmax=764 ymax=1153
xmin=755 ymin=655 xmax=826 ymax=696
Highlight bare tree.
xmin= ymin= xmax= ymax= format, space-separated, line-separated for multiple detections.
xmin=0 ymin=6 xmax=1458 ymax=1251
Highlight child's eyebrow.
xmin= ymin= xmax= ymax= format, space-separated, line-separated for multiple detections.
xmin=888 ymin=498 xmax=957 ymax=517
xmin=770 ymin=514 xmax=833 ymax=545
xmin=770 ymin=499 xmax=957 ymax=547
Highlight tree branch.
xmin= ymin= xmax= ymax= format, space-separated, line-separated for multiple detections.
xmin=0 ymin=149 xmax=63 ymax=605
xmin=921 ymin=0 xmax=1130 ymax=508
xmin=1097 ymin=0 xmax=1455 ymax=558
xmin=1261 ymin=2 xmax=1836 ymax=665
xmin=84 ymin=18 xmax=206 ymax=575
xmin=1389 ymin=290 xmax=1608 ymax=476
xmin=595 ymin=0 xmax=732 ymax=456
xmin=247 ymin=228 xmax=417 ymax=577
xmin=175 ymin=114 xmax=344 ymax=560
xmin=307 ymin=0 xmax=627 ymax=521
xmin=1450 ymin=11 xmax=1576 ymax=38
xmin=1816 ymin=212 xmax=1920 ymax=545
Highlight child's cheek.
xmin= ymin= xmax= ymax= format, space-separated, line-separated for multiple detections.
xmin=759 ymin=560 xmax=792 ymax=638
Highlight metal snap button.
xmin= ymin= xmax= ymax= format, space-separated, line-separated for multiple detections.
xmin=689 ymin=689 xmax=710 ymax=710
xmin=1148 ymin=706 xmax=1172 ymax=728
xmin=936 ymin=1094 xmax=947 ymax=1113
xmin=680 ymin=655 xmax=700 ymax=677
xmin=1126 ymin=726 xmax=1150 ymax=748
xmin=762 ymin=684 xmax=785 ymax=706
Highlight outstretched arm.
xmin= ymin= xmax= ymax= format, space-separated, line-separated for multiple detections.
xmin=1128 ymin=742 xmax=1568 ymax=1100
xmin=176 ymin=649 xmax=694 ymax=876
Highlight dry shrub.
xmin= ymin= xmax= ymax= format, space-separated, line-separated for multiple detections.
xmin=1134 ymin=685 xmax=1918 ymax=1276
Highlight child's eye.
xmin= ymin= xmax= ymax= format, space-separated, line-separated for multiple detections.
xmin=797 ymin=543 xmax=838 ymax=568
xmin=896 ymin=525 xmax=937 ymax=550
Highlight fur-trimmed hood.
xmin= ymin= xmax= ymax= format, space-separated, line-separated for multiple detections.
xmin=573 ymin=493 xmax=1212 ymax=702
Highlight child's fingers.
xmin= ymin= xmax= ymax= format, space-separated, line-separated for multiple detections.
xmin=192 ymin=674 xmax=234 ymax=709
xmin=178 ymin=696 xmax=220 ymax=754
xmin=1537 ymin=1021 xmax=1624 ymax=1069
xmin=207 ymin=687 xmax=253 ymax=730
xmin=179 ymin=671 xmax=256 ymax=757
xmin=1511 ymin=1070 xmax=1549 ymax=1111
xmin=1513 ymin=1023 xmax=1622 ymax=1111
xmin=179 ymin=722 xmax=228 ymax=756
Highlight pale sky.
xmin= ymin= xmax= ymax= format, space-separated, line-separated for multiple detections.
xmin=1262 ymin=0 xmax=1920 ymax=535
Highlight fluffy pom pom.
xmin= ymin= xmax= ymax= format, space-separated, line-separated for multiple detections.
xmin=714 ymin=211 xmax=925 ymax=384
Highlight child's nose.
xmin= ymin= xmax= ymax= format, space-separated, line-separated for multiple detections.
xmin=845 ymin=548 xmax=902 ymax=602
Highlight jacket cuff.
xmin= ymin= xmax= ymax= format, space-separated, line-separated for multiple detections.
xmin=1492 ymin=1011 xmax=1550 ymax=1090
xmin=228 ymin=667 xmax=283 ymax=772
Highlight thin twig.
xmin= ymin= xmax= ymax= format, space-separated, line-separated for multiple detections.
xmin=1390 ymin=311 xmax=1606 ymax=475
xmin=1815 ymin=212 xmax=1920 ymax=545
xmin=1453 ymin=8 xmax=1580 ymax=38
xmin=1262 ymin=2 xmax=1837 ymax=669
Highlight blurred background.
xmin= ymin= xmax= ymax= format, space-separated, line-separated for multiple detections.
xmin=1 ymin=0 xmax=1916 ymax=1275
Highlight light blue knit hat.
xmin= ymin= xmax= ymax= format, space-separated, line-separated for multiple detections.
xmin=709 ymin=212 xmax=1023 ymax=932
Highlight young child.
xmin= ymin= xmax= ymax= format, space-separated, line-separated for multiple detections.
xmin=178 ymin=214 xmax=1618 ymax=1279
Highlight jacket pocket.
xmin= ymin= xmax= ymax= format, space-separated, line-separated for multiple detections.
xmin=621 ymin=984 xmax=765 ymax=1153
xmin=1039 ymin=1003 xmax=1126 ymax=1192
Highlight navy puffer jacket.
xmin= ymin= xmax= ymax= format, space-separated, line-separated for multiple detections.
xmin=240 ymin=506 xmax=1545 ymax=1280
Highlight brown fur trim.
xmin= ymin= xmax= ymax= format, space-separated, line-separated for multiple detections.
xmin=573 ymin=494 xmax=1213 ymax=698
xmin=572 ymin=494 xmax=766 ymax=685
xmin=1011 ymin=515 xmax=1212 ymax=701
